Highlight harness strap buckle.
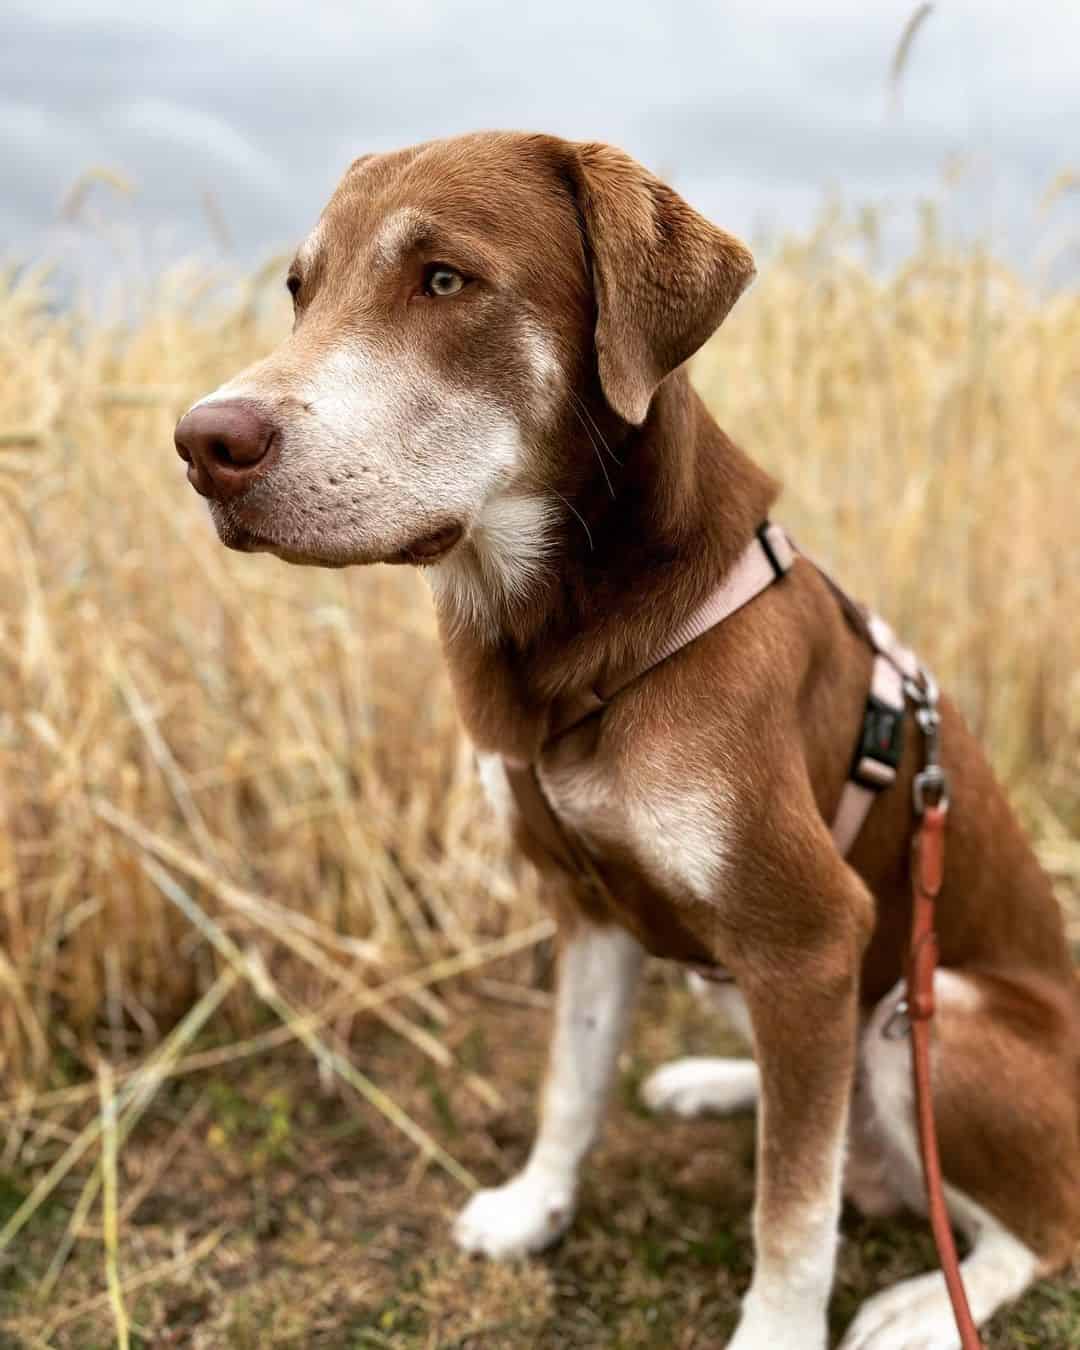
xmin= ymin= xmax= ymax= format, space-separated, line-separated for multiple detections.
xmin=756 ymin=521 xmax=793 ymax=580
xmin=851 ymin=692 xmax=905 ymax=790
xmin=882 ymin=998 xmax=911 ymax=1040
xmin=913 ymin=764 xmax=949 ymax=814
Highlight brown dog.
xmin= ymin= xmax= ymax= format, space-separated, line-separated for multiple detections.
xmin=175 ymin=132 xmax=1080 ymax=1350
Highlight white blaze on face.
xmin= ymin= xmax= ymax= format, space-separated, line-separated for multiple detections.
xmin=186 ymin=217 xmax=570 ymax=635
xmin=286 ymin=337 xmax=530 ymax=554
xmin=183 ymin=366 xmax=271 ymax=415
xmin=188 ymin=332 xmax=533 ymax=566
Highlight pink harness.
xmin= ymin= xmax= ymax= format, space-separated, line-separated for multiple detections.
xmin=662 ymin=524 xmax=922 ymax=857
xmin=666 ymin=524 xmax=921 ymax=855
xmin=526 ymin=522 xmax=919 ymax=856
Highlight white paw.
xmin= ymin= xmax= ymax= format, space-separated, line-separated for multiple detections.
xmin=452 ymin=1171 xmax=575 ymax=1259
xmin=840 ymin=1272 xmax=963 ymax=1350
xmin=726 ymin=1305 xmax=825 ymax=1350
xmin=641 ymin=1056 xmax=759 ymax=1117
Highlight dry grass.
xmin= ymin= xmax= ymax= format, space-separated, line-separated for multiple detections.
xmin=1 ymin=206 xmax=1078 ymax=1344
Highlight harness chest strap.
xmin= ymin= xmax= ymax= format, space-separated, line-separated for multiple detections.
xmin=506 ymin=521 xmax=915 ymax=867
xmin=831 ymin=613 xmax=921 ymax=854
xmin=502 ymin=522 xmax=797 ymax=887
xmin=542 ymin=522 xmax=797 ymax=743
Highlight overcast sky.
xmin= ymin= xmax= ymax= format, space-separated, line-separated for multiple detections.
xmin=4 ymin=1 xmax=1079 ymax=285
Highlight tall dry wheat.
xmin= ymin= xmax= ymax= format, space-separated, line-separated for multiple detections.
xmin=0 ymin=213 xmax=1078 ymax=1096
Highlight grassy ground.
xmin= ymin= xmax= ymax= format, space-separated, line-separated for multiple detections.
xmin=3 ymin=977 xmax=1078 ymax=1348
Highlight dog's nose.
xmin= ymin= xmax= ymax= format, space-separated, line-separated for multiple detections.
xmin=174 ymin=399 xmax=277 ymax=500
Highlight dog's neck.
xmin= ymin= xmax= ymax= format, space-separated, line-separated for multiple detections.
xmin=430 ymin=369 xmax=779 ymax=761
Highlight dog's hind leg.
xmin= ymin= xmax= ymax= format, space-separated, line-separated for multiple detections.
xmin=840 ymin=970 xmax=1079 ymax=1350
xmin=453 ymin=921 xmax=643 ymax=1258
xmin=643 ymin=981 xmax=907 ymax=1222
xmin=641 ymin=979 xmax=761 ymax=1117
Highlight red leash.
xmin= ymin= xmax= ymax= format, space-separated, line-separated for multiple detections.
xmin=900 ymin=678 xmax=983 ymax=1349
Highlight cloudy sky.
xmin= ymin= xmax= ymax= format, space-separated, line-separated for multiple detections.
xmin=4 ymin=1 xmax=1078 ymax=282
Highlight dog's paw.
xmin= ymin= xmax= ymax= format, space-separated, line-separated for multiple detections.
xmin=641 ymin=1056 xmax=759 ymax=1117
xmin=838 ymin=1273 xmax=965 ymax=1350
xmin=452 ymin=1172 xmax=575 ymax=1259
xmin=725 ymin=1310 xmax=826 ymax=1350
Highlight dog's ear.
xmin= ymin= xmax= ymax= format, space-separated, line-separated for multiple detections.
xmin=567 ymin=142 xmax=755 ymax=426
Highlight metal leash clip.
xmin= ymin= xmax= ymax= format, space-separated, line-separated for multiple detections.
xmin=882 ymin=997 xmax=911 ymax=1040
xmin=881 ymin=665 xmax=950 ymax=1047
xmin=905 ymin=667 xmax=950 ymax=815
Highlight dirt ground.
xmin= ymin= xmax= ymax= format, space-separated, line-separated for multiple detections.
xmin=3 ymin=970 xmax=1078 ymax=1349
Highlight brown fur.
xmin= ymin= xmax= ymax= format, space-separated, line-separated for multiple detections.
xmin=431 ymin=135 xmax=1080 ymax=1275
xmin=179 ymin=130 xmax=1080 ymax=1322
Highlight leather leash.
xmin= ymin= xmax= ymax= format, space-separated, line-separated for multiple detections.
xmin=887 ymin=673 xmax=983 ymax=1349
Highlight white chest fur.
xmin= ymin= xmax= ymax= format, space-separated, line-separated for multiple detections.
xmin=476 ymin=748 xmax=731 ymax=905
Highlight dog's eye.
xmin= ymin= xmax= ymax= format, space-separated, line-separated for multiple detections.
xmin=286 ymin=273 xmax=301 ymax=301
xmin=424 ymin=265 xmax=465 ymax=298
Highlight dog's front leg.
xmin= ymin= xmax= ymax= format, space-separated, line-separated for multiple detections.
xmin=454 ymin=921 xmax=643 ymax=1258
xmin=726 ymin=867 xmax=869 ymax=1350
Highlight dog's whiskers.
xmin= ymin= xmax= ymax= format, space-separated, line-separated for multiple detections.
xmin=552 ymin=489 xmax=594 ymax=552
xmin=568 ymin=389 xmax=622 ymax=468
xmin=570 ymin=400 xmax=616 ymax=499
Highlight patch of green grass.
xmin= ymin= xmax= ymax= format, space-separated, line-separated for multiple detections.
xmin=0 ymin=1174 xmax=27 ymax=1228
xmin=993 ymin=1281 xmax=1080 ymax=1348
xmin=459 ymin=1025 xmax=491 ymax=1075
xmin=206 ymin=1076 xmax=296 ymax=1171
xmin=687 ymin=1229 xmax=743 ymax=1272
xmin=420 ymin=1064 xmax=459 ymax=1138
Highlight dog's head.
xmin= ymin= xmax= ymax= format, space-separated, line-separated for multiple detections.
xmin=175 ymin=132 xmax=753 ymax=590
